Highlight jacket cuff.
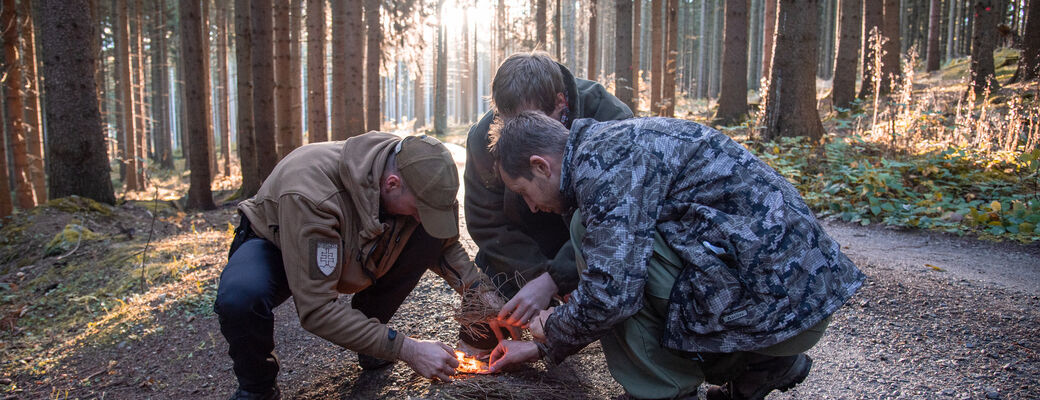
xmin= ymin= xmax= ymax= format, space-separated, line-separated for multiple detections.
xmin=548 ymin=245 xmax=580 ymax=295
xmin=385 ymin=327 xmax=405 ymax=361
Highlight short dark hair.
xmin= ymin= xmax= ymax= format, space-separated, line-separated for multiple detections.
xmin=488 ymin=111 xmax=569 ymax=179
xmin=491 ymin=52 xmax=566 ymax=117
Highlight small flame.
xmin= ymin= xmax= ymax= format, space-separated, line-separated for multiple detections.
xmin=454 ymin=351 xmax=489 ymax=374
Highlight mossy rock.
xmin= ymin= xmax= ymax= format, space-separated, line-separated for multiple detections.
xmin=43 ymin=223 xmax=102 ymax=257
xmin=43 ymin=196 xmax=115 ymax=216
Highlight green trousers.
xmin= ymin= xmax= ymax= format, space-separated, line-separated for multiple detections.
xmin=568 ymin=213 xmax=829 ymax=399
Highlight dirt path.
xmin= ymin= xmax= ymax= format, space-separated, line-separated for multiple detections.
xmin=8 ymin=155 xmax=1038 ymax=399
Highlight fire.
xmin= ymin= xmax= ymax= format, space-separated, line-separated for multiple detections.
xmin=454 ymin=351 xmax=490 ymax=374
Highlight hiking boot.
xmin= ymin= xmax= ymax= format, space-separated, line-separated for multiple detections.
xmin=358 ymin=353 xmax=395 ymax=370
xmin=705 ymin=354 xmax=813 ymax=400
xmin=227 ymin=385 xmax=280 ymax=400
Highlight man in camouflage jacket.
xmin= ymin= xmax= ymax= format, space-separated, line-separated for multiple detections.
xmin=486 ymin=113 xmax=865 ymax=400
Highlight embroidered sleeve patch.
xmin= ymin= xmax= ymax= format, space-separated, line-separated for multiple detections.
xmin=310 ymin=239 xmax=339 ymax=279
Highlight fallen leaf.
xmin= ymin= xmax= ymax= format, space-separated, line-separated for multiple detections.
xmin=925 ymin=263 xmax=945 ymax=272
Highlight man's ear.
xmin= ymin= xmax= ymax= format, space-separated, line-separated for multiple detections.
xmin=382 ymin=174 xmax=402 ymax=192
xmin=529 ymin=155 xmax=552 ymax=178
xmin=552 ymin=93 xmax=568 ymax=115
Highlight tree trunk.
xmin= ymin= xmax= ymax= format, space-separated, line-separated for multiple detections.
xmin=947 ymin=0 xmax=958 ymax=60
xmin=650 ymin=0 xmax=663 ymax=113
xmin=365 ymin=0 xmax=381 ymax=132
xmin=588 ymin=0 xmax=600 ymax=80
xmin=969 ymin=0 xmax=1000 ymax=94
xmin=434 ymin=2 xmax=447 ymax=136
xmin=632 ymin=0 xmax=642 ymax=112
xmin=20 ymin=0 xmax=46 ymax=202
xmin=762 ymin=0 xmax=778 ymax=81
xmin=180 ymin=0 xmax=216 ymax=209
xmin=305 ymin=0 xmax=327 ymax=142
xmin=537 ymin=0 xmax=548 ymax=47
xmin=1010 ymin=0 xmax=1039 ymax=82
xmin=555 ymin=0 xmax=563 ymax=60
xmin=461 ymin=11 xmax=471 ymax=123
xmin=274 ymin=0 xmax=293 ymax=154
xmin=716 ymin=0 xmax=750 ymax=123
xmin=289 ymin=0 xmax=301 ymax=149
xmin=331 ymin=0 xmax=347 ymax=139
xmin=662 ymin=0 xmax=678 ymax=116
xmin=216 ymin=1 xmax=230 ymax=175
xmin=3 ymin=0 xmax=35 ymax=209
xmin=235 ymin=0 xmax=260 ymax=197
xmin=858 ymin=0 xmax=883 ymax=98
xmin=135 ymin=0 xmax=150 ymax=186
xmin=152 ymin=0 xmax=174 ymax=170
xmin=253 ymin=0 xmax=277 ymax=181
xmin=763 ymin=0 xmax=826 ymax=142
xmin=925 ymin=0 xmax=942 ymax=70
xmin=616 ymin=0 xmax=635 ymax=110
xmin=697 ymin=0 xmax=709 ymax=98
xmin=38 ymin=0 xmax=116 ymax=205
xmin=833 ymin=0 xmax=862 ymax=109
xmin=879 ymin=0 xmax=901 ymax=95
xmin=341 ymin=0 xmax=364 ymax=137
xmin=116 ymin=0 xmax=139 ymax=191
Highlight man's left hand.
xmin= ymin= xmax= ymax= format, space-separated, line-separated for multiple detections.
xmin=488 ymin=340 xmax=540 ymax=373
xmin=498 ymin=272 xmax=557 ymax=327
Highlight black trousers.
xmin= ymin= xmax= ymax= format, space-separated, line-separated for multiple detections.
xmin=213 ymin=219 xmax=439 ymax=392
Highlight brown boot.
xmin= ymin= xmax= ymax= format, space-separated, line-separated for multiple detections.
xmin=704 ymin=354 xmax=813 ymax=400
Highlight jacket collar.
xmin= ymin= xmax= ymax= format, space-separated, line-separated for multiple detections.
xmin=560 ymin=118 xmax=598 ymax=213
xmin=338 ymin=132 xmax=401 ymax=241
xmin=556 ymin=62 xmax=581 ymax=129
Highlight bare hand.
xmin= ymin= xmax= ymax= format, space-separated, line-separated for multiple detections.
xmin=498 ymin=272 xmax=557 ymax=327
xmin=399 ymin=337 xmax=459 ymax=381
xmin=488 ymin=340 xmax=540 ymax=373
xmin=528 ymin=308 xmax=554 ymax=341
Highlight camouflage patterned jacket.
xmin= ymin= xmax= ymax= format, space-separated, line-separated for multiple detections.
xmin=541 ymin=117 xmax=865 ymax=364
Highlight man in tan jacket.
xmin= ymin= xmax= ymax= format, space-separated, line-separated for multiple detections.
xmin=215 ymin=132 xmax=493 ymax=400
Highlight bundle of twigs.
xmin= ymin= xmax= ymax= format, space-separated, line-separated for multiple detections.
xmin=452 ymin=272 xmax=526 ymax=340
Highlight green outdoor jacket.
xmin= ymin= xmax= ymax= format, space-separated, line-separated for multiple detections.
xmin=463 ymin=63 xmax=633 ymax=296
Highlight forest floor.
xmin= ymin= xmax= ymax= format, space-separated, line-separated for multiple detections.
xmin=0 ymin=154 xmax=1038 ymax=400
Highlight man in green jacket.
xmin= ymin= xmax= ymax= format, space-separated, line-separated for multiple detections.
xmin=462 ymin=51 xmax=633 ymax=350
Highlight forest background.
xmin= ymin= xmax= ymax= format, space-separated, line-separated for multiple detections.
xmin=0 ymin=0 xmax=1038 ymax=398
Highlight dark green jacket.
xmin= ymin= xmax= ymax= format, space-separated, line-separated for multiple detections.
xmin=464 ymin=64 xmax=633 ymax=296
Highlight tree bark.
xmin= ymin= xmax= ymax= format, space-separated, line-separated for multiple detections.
xmin=879 ymin=0 xmax=901 ymax=95
xmin=588 ymin=0 xmax=600 ymax=80
xmin=38 ymin=0 xmax=116 ymax=205
xmin=434 ymin=1 xmax=447 ymax=136
xmin=762 ymin=0 xmax=778 ymax=81
xmin=274 ymin=0 xmax=293 ymax=154
xmin=116 ymin=0 xmax=140 ymax=191
xmin=632 ymin=0 xmax=642 ymax=112
xmin=537 ymin=0 xmax=548 ymax=47
xmin=331 ymin=0 xmax=347 ymax=139
xmin=650 ymin=0 xmax=663 ymax=113
xmin=216 ymin=0 xmax=231 ymax=175
xmin=716 ymin=0 xmax=750 ymax=123
xmin=135 ymin=0 xmax=150 ymax=185
xmin=1010 ymin=0 xmax=1039 ymax=82
xmin=858 ymin=0 xmax=883 ymax=98
xmin=833 ymin=0 xmax=862 ymax=109
xmin=341 ymin=0 xmax=364 ymax=137
xmin=253 ymin=0 xmax=278 ymax=181
xmin=180 ymin=0 xmax=216 ymax=209
xmin=235 ymin=0 xmax=260 ymax=197
xmin=763 ymin=0 xmax=826 ymax=142
xmin=662 ymin=0 xmax=678 ymax=116
xmin=3 ymin=0 xmax=35 ymax=209
xmin=154 ymin=0 xmax=174 ymax=170
xmin=947 ymin=0 xmax=958 ymax=60
xmin=365 ymin=0 xmax=382 ymax=132
xmin=289 ymin=0 xmax=302 ymax=149
xmin=19 ymin=0 xmax=46 ymax=202
xmin=925 ymin=0 xmax=942 ymax=70
xmin=969 ymin=0 xmax=1000 ymax=95
xmin=305 ymin=0 xmax=327 ymax=142
xmin=616 ymin=0 xmax=635 ymax=110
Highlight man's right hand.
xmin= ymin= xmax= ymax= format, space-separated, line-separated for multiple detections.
xmin=399 ymin=337 xmax=459 ymax=381
xmin=498 ymin=272 xmax=558 ymax=327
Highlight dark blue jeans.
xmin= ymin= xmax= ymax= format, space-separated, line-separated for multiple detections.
xmin=213 ymin=220 xmax=439 ymax=393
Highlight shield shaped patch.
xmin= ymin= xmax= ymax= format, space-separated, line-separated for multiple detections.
xmin=313 ymin=239 xmax=338 ymax=277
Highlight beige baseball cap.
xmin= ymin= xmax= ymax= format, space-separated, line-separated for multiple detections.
xmin=395 ymin=135 xmax=460 ymax=239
